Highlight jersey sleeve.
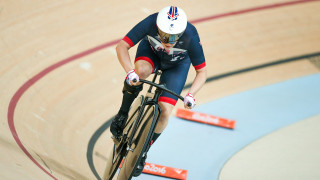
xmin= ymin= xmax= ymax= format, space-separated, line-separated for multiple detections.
xmin=188 ymin=34 xmax=206 ymax=70
xmin=122 ymin=13 xmax=157 ymax=47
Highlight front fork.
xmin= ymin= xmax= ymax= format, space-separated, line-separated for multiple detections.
xmin=126 ymin=102 xmax=161 ymax=154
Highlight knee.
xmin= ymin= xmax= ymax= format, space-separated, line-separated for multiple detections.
xmin=159 ymin=102 xmax=174 ymax=121
xmin=160 ymin=107 xmax=171 ymax=119
xmin=135 ymin=62 xmax=152 ymax=79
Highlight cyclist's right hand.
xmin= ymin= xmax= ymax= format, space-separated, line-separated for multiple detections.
xmin=126 ymin=69 xmax=139 ymax=85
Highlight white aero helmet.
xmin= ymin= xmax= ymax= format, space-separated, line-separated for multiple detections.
xmin=156 ymin=6 xmax=188 ymax=44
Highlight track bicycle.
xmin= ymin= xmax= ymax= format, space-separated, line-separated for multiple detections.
xmin=103 ymin=70 xmax=189 ymax=180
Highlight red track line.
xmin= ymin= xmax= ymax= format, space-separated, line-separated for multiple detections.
xmin=7 ymin=39 xmax=119 ymax=179
xmin=7 ymin=0 xmax=319 ymax=179
xmin=190 ymin=0 xmax=319 ymax=24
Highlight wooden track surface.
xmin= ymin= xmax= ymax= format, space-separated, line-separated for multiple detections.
xmin=1 ymin=0 xmax=319 ymax=179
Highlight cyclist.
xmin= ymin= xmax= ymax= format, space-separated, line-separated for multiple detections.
xmin=110 ymin=6 xmax=207 ymax=177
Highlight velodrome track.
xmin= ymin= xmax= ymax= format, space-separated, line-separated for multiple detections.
xmin=1 ymin=0 xmax=320 ymax=179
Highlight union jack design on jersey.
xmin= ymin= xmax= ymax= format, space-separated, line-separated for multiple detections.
xmin=167 ymin=6 xmax=179 ymax=21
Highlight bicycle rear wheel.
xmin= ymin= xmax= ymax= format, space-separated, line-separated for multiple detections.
xmin=103 ymin=96 xmax=144 ymax=180
xmin=117 ymin=104 xmax=159 ymax=180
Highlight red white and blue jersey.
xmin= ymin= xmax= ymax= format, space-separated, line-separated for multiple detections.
xmin=122 ymin=13 xmax=206 ymax=70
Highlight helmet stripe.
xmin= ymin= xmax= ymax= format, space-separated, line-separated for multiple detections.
xmin=171 ymin=6 xmax=175 ymax=18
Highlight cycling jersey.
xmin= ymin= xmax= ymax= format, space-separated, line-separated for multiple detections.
xmin=123 ymin=13 xmax=206 ymax=70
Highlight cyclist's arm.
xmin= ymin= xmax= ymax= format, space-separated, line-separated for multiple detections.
xmin=188 ymin=67 xmax=207 ymax=96
xmin=117 ymin=13 xmax=157 ymax=74
xmin=116 ymin=40 xmax=133 ymax=73
xmin=187 ymin=32 xmax=207 ymax=96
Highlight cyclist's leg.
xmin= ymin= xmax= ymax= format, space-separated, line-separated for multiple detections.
xmin=110 ymin=39 xmax=159 ymax=138
xmin=156 ymin=59 xmax=191 ymax=133
xmin=110 ymin=81 xmax=143 ymax=137
xmin=134 ymin=38 xmax=159 ymax=76
xmin=134 ymin=38 xmax=159 ymax=78
xmin=155 ymin=102 xmax=174 ymax=133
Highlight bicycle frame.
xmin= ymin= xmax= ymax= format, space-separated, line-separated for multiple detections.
xmin=125 ymin=71 xmax=163 ymax=152
xmin=105 ymin=70 xmax=186 ymax=180
xmin=127 ymin=69 xmax=186 ymax=146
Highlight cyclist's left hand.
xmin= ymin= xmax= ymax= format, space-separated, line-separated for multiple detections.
xmin=184 ymin=93 xmax=196 ymax=109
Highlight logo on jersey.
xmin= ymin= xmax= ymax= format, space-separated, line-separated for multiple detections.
xmin=147 ymin=35 xmax=187 ymax=56
xmin=167 ymin=6 xmax=179 ymax=21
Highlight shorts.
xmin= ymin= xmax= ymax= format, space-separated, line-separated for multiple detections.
xmin=135 ymin=39 xmax=191 ymax=106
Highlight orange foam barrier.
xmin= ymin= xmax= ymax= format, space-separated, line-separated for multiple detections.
xmin=119 ymin=159 xmax=188 ymax=179
xmin=142 ymin=163 xmax=188 ymax=180
xmin=176 ymin=108 xmax=236 ymax=129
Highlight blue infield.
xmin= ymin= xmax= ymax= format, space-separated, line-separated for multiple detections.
xmin=133 ymin=73 xmax=320 ymax=180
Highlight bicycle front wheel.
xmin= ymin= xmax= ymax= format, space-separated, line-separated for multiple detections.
xmin=103 ymin=143 xmax=124 ymax=180
xmin=117 ymin=104 xmax=159 ymax=180
xmin=103 ymin=96 xmax=144 ymax=180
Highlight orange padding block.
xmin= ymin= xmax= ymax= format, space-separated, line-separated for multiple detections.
xmin=143 ymin=162 xmax=188 ymax=180
xmin=176 ymin=108 xmax=236 ymax=129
